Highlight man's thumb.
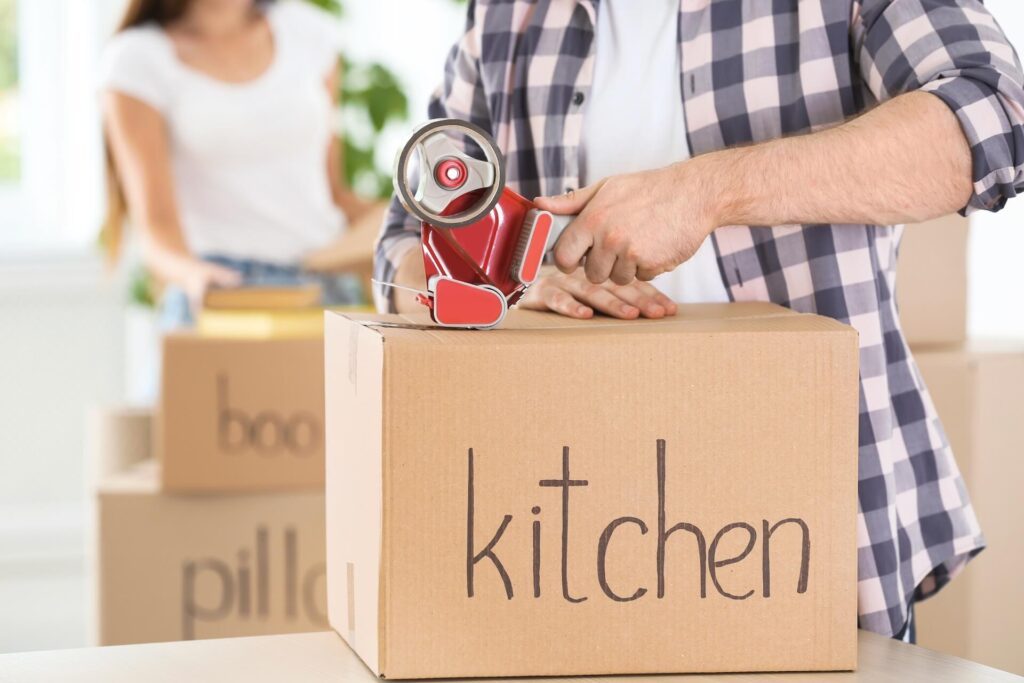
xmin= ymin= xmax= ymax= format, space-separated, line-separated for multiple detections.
xmin=533 ymin=182 xmax=601 ymax=214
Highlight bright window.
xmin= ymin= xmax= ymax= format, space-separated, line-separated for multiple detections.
xmin=0 ymin=0 xmax=104 ymax=254
xmin=0 ymin=0 xmax=18 ymax=184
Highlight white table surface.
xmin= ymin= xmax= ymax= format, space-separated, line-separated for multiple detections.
xmin=0 ymin=629 xmax=1018 ymax=682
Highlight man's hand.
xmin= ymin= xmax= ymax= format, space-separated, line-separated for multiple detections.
xmin=534 ymin=162 xmax=719 ymax=284
xmin=518 ymin=266 xmax=677 ymax=320
xmin=535 ymin=92 xmax=972 ymax=290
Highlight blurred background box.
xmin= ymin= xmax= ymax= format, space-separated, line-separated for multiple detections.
xmin=897 ymin=215 xmax=969 ymax=347
xmin=912 ymin=345 xmax=1024 ymax=675
xmin=95 ymin=461 xmax=327 ymax=646
xmin=203 ymin=286 xmax=325 ymax=311
xmin=85 ymin=406 xmax=152 ymax=483
xmin=159 ymin=328 xmax=325 ymax=493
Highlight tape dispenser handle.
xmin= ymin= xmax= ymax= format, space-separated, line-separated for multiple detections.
xmin=544 ymin=213 xmax=577 ymax=254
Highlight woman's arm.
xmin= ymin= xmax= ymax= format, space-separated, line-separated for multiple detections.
xmin=103 ymin=91 xmax=240 ymax=302
xmin=323 ymin=64 xmax=374 ymax=223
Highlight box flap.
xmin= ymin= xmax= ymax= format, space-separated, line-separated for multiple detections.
xmin=96 ymin=460 xmax=161 ymax=495
xmin=327 ymin=304 xmax=851 ymax=348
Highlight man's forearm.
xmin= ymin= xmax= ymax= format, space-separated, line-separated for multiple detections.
xmin=697 ymin=92 xmax=974 ymax=229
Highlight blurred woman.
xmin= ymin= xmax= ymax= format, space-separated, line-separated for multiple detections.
xmin=100 ymin=0 xmax=373 ymax=326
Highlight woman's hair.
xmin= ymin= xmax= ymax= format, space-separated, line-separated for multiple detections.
xmin=101 ymin=1 xmax=194 ymax=263
xmin=116 ymin=0 xmax=193 ymax=31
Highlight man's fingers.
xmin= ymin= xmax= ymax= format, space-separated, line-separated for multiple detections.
xmin=583 ymin=243 xmax=617 ymax=284
xmin=632 ymin=279 xmax=678 ymax=315
xmin=613 ymin=280 xmax=678 ymax=318
xmin=533 ymin=181 xmax=603 ymax=215
xmin=545 ymin=287 xmax=593 ymax=319
xmin=609 ymin=283 xmax=666 ymax=318
xmin=565 ymin=278 xmax=639 ymax=319
xmin=609 ymin=255 xmax=638 ymax=286
xmin=636 ymin=265 xmax=666 ymax=282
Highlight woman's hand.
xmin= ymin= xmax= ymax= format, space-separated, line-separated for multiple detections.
xmin=183 ymin=260 xmax=243 ymax=309
xmin=518 ymin=266 xmax=677 ymax=320
xmin=534 ymin=160 xmax=719 ymax=284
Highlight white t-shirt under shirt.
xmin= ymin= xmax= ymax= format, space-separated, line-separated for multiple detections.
xmin=580 ymin=0 xmax=729 ymax=304
xmin=99 ymin=1 xmax=345 ymax=265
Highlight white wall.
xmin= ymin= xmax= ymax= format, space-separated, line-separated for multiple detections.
xmin=0 ymin=254 xmax=125 ymax=653
xmin=969 ymin=0 xmax=1024 ymax=339
xmin=339 ymin=0 xmax=465 ymax=174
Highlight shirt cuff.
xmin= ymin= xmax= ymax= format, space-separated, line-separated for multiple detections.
xmin=373 ymin=235 xmax=420 ymax=314
xmin=921 ymin=75 xmax=1024 ymax=215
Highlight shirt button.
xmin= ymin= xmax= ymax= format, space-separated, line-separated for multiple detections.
xmin=573 ymin=91 xmax=585 ymax=106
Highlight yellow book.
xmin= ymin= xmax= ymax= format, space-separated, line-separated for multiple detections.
xmin=196 ymin=306 xmax=373 ymax=339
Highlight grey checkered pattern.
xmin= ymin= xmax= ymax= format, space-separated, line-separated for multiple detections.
xmin=375 ymin=0 xmax=1022 ymax=636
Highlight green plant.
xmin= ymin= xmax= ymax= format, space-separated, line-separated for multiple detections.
xmin=307 ymin=0 xmax=410 ymax=199
xmin=340 ymin=58 xmax=408 ymax=197
xmin=0 ymin=0 xmax=16 ymax=90
xmin=314 ymin=0 xmax=466 ymax=197
xmin=128 ymin=265 xmax=157 ymax=309
xmin=0 ymin=0 xmax=20 ymax=183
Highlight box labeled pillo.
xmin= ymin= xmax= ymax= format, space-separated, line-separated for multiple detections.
xmin=324 ymin=305 xmax=860 ymax=679
xmin=159 ymin=332 xmax=324 ymax=492
xmin=96 ymin=463 xmax=327 ymax=645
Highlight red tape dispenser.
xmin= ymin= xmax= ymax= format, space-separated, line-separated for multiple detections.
xmin=390 ymin=119 xmax=571 ymax=329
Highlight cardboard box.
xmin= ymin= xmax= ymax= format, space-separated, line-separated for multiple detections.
xmin=913 ymin=345 xmax=1024 ymax=675
xmin=86 ymin=406 xmax=152 ymax=482
xmin=324 ymin=304 xmax=860 ymax=679
xmin=159 ymin=333 xmax=324 ymax=492
xmin=95 ymin=462 xmax=328 ymax=645
xmin=897 ymin=214 xmax=969 ymax=347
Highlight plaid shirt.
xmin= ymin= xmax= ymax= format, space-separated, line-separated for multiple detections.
xmin=375 ymin=0 xmax=1024 ymax=636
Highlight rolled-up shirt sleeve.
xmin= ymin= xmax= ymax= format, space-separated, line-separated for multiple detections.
xmin=373 ymin=0 xmax=493 ymax=313
xmin=853 ymin=0 xmax=1024 ymax=214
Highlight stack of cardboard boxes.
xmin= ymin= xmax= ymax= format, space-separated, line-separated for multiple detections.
xmin=88 ymin=214 xmax=1018 ymax=674
xmin=93 ymin=310 xmax=332 ymax=645
xmin=899 ymin=215 xmax=1024 ymax=676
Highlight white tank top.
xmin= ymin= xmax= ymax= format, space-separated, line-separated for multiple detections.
xmin=98 ymin=1 xmax=346 ymax=265
xmin=580 ymin=0 xmax=730 ymax=303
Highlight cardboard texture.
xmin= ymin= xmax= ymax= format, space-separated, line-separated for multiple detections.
xmin=95 ymin=462 xmax=328 ymax=646
xmin=203 ymin=285 xmax=324 ymax=311
xmin=913 ymin=345 xmax=1024 ymax=676
xmin=324 ymin=304 xmax=861 ymax=679
xmin=897 ymin=214 xmax=969 ymax=347
xmin=159 ymin=333 xmax=324 ymax=492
